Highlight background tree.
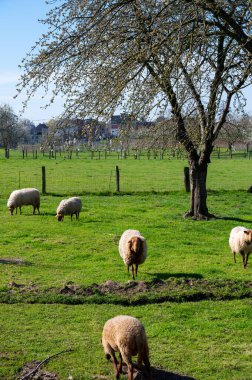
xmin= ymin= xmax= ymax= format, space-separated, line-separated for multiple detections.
xmin=17 ymin=0 xmax=252 ymax=219
xmin=217 ymin=113 xmax=252 ymax=153
xmin=0 ymin=104 xmax=19 ymax=153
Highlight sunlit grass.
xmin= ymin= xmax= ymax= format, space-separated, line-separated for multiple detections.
xmin=1 ymin=152 xmax=252 ymax=379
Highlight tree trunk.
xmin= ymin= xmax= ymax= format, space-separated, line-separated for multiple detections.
xmin=184 ymin=161 xmax=215 ymax=220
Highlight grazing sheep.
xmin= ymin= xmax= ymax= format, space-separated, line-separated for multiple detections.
xmin=119 ymin=229 xmax=147 ymax=280
xmin=7 ymin=188 xmax=40 ymax=215
xmin=229 ymin=226 xmax=252 ymax=269
xmin=56 ymin=196 xmax=82 ymax=221
xmin=102 ymin=315 xmax=152 ymax=380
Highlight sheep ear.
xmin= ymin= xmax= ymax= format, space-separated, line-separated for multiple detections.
xmin=244 ymin=230 xmax=249 ymax=235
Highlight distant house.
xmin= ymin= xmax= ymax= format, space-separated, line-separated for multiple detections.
xmin=110 ymin=114 xmax=153 ymax=137
xmin=110 ymin=115 xmax=122 ymax=137
xmin=30 ymin=123 xmax=48 ymax=144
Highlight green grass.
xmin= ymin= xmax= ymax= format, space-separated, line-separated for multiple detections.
xmin=1 ymin=148 xmax=252 ymax=197
xmin=1 ymin=151 xmax=252 ymax=379
xmin=1 ymin=301 xmax=252 ymax=380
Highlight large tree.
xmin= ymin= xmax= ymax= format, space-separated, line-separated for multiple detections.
xmin=17 ymin=0 xmax=252 ymax=219
xmin=0 ymin=104 xmax=19 ymax=150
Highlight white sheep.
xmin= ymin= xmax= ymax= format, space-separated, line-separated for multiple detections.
xmin=229 ymin=226 xmax=252 ymax=269
xmin=56 ymin=196 xmax=82 ymax=221
xmin=7 ymin=188 xmax=40 ymax=215
xmin=119 ymin=229 xmax=147 ymax=280
xmin=102 ymin=315 xmax=152 ymax=380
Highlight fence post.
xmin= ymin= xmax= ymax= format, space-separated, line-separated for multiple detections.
xmin=42 ymin=166 xmax=46 ymax=194
xmin=116 ymin=165 xmax=120 ymax=192
xmin=184 ymin=167 xmax=190 ymax=192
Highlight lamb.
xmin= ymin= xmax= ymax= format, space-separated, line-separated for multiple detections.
xmin=119 ymin=229 xmax=147 ymax=280
xmin=7 ymin=188 xmax=40 ymax=215
xmin=102 ymin=315 xmax=152 ymax=380
xmin=56 ymin=196 xmax=82 ymax=221
xmin=229 ymin=226 xmax=252 ymax=269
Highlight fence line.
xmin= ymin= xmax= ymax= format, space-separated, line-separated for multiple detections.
xmin=0 ymin=165 xmax=186 ymax=199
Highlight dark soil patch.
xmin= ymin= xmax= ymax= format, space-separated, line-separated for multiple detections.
xmin=59 ymin=279 xmax=158 ymax=296
xmin=0 ymin=258 xmax=32 ymax=266
xmin=59 ymin=278 xmax=252 ymax=298
xmin=17 ymin=360 xmax=58 ymax=380
xmin=3 ymin=278 xmax=252 ymax=305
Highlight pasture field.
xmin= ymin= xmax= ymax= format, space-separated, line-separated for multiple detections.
xmin=0 ymin=147 xmax=251 ymax=197
xmin=0 ymin=151 xmax=252 ymax=380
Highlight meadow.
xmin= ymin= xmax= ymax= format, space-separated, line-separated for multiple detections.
xmin=0 ymin=149 xmax=252 ymax=380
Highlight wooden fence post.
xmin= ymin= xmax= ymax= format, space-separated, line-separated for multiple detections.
xmin=184 ymin=167 xmax=190 ymax=192
xmin=116 ymin=165 xmax=120 ymax=192
xmin=42 ymin=166 xmax=46 ymax=194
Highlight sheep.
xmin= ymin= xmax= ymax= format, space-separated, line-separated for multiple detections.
xmin=102 ymin=315 xmax=152 ymax=380
xmin=7 ymin=188 xmax=40 ymax=215
xmin=119 ymin=229 xmax=147 ymax=280
xmin=229 ymin=226 xmax=252 ymax=269
xmin=56 ymin=196 xmax=82 ymax=221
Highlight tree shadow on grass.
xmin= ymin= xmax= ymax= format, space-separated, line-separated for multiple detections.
xmin=125 ymin=364 xmax=198 ymax=380
xmin=149 ymin=273 xmax=203 ymax=280
xmin=95 ymin=366 xmax=198 ymax=380
xmin=216 ymin=216 xmax=252 ymax=224
xmin=0 ymin=258 xmax=32 ymax=266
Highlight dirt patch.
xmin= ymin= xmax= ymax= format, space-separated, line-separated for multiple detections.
xmin=59 ymin=278 xmax=166 ymax=296
xmin=5 ymin=278 xmax=252 ymax=305
xmin=17 ymin=360 xmax=58 ymax=380
xmin=9 ymin=281 xmax=38 ymax=292
xmin=0 ymin=258 xmax=32 ymax=266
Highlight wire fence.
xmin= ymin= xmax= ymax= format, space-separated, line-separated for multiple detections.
xmin=0 ymin=166 xmax=185 ymax=199
xmin=1 ymin=147 xmax=252 ymax=199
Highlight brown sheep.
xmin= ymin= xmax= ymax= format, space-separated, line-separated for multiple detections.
xmin=119 ymin=229 xmax=147 ymax=280
xmin=229 ymin=226 xmax=252 ymax=268
xmin=102 ymin=315 xmax=152 ymax=380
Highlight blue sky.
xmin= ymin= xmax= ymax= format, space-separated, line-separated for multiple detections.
xmin=0 ymin=0 xmax=251 ymax=124
xmin=0 ymin=0 xmax=64 ymax=122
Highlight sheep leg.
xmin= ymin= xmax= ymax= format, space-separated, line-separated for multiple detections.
xmin=121 ymin=352 xmax=133 ymax=380
xmin=245 ymin=253 xmax=250 ymax=268
xmin=71 ymin=213 xmax=73 ymax=221
xmin=110 ymin=352 xmax=120 ymax=379
xmin=131 ymin=265 xmax=135 ymax=280
xmin=241 ymin=251 xmax=246 ymax=269
xmin=135 ymin=264 xmax=138 ymax=277
xmin=233 ymin=251 xmax=236 ymax=263
xmin=19 ymin=206 xmax=22 ymax=215
xmin=117 ymin=352 xmax=123 ymax=374
xmin=33 ymin=206 xmax=35 ymax=215
xmin=137 ymin=349 xmax=152 ymax=378
xmin=143 ymin=355 xmax=152 ymax=380
xmin=127 ymin=362 xmax=134 ymax=380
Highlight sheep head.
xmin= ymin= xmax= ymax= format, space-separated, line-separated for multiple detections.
xmin=129 ymin=236 xmax=142 ymax=256
xmin=56 ymin=213 xmax=64 ymax=221
xmin=8 ymin=206 xmax=14 ymax=215
xmin=243 ymin=229 xmax=252 ymax=245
